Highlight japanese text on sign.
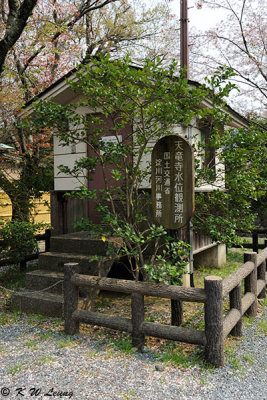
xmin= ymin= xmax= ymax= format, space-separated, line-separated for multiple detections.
xmin=152 ymin=135 xmax=194 ymax=229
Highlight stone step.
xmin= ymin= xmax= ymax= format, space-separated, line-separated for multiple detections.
xmin=12 ymin=291 xmax=64 ymax=317
xmin=38 ymin=252 xmax=100 ymax=274
xmin=12 ymin=289 xmax=99 ymax=317
xmin=25 ymin=270 xmax=64 ymax=294
xmin=50 ymin=232 xmax=121 ymax=256
xmin=25 ymin=269 xmax=101 ymax=299
xmin=10 ymin=231 xmax=120 ymax=318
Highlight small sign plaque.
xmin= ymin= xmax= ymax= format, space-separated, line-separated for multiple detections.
xmin=151 ymin=135 xmax=194 ymax=229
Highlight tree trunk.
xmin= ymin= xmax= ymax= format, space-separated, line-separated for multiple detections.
xmin=9 ymin=192 xmax=31 ymax=222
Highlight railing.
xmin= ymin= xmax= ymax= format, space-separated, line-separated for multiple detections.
xmin=64 ymin=246 xmax=267 ymax=367
xmin=232 ymin=230 xmax=267 ymax=253
xmin=217 ymin=248 xmax=267 ymax=364
xmin=0 ymin=229 xmax=51 ymax=270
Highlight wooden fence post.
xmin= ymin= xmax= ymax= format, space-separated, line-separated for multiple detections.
xmin=204 ymin=276 xmax=224 ymax=367
xmin=258 ymin=239 xmax=267 ymax=299
xmin=252 ymin=231 xmax=258 ymax=253
xmin=64 ymin=262 xmax=80 ymax=335
xmin=171 ymin=299 xmax=183 ymax=326
xmin=45 ymin=229 xmax=51 ymax=252
xmin=131 ymin=293 xmax=145 ymax=349
xmin=257 ymin=260 xmax=266 ymax=299
xmin=229 ymin=283 xmax=242 ymax=336
xmin=244 ymin=252 xmax=257 ymax=317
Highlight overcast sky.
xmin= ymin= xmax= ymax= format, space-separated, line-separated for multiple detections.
xmin=169 ymin=0 xmax=229 ymax=31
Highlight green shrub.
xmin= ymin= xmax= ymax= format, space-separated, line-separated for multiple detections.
xmin=0 ymin=219 xmax=45 ymax=264
xmin=144 ymin=240 xmax=190 ymax=285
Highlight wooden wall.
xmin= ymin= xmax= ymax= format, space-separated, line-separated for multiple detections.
xmin=0 ymin=191 xmax=51 ymax=225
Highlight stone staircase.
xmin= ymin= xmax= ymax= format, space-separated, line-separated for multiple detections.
xmin=12 ymin=232 xmax=119 ymax=317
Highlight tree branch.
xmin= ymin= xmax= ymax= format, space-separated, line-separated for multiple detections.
xmin=0 ymin=0 xmax=38 ymax=75
xmin=13 ymin=0 xmax=117 ymax=77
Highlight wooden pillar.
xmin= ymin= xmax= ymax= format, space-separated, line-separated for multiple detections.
xmin=252 ymin=231 xmax=258 ymax=253
xmin=45 ymin=229 xmax=51 ymax=252
xmin=204 ymin=276 xmax=224 ymax=367
xmin=180 ymin=0 xmax=189 ymax=77
xmin=257 ymin=239 xmax=267 ymax=299
xmin=50 ymin=191 xmax=65 ymax=235
xmin=131 ymin=293 xmax=145 ymax=349
xmin=64 ymin=262 xmax=80 ymax=335
xmin=20 ymin=259 xmax=27 ymax=272
xmin=244 ymin=252 xmax=258 ymax=317
xmin=257 ymin=260 xmax=266 ymax=299
xmin=169 ymin=228 xmax=186 ymax=326
xmin=171 ymin=298 xmax=183 ymax=326
xmin=229 ymin=284 xmax=242 ymax=336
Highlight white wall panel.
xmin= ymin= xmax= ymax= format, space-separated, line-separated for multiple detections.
xmin=54 ymin=153 xmax=87 ymax=178
xmin=54 ymin=176 xmax=87 ymax=191
xmin=54 ymin=136 xmax=87 ymax=155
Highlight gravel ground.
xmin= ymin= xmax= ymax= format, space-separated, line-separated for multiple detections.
xmin=0 ymin=304 xmax=266 ymax=400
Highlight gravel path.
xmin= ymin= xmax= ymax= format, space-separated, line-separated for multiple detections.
xmin=0 ymin=305 xmax=266 ymax=400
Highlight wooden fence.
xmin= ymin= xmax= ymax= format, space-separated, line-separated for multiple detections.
xmin=64 ymin=246 xmax=267 ymax=367
xmin=0 ymin=192 xmax=51 ymax=224
xmin=232 ymin=229 xmax=267 ymax=253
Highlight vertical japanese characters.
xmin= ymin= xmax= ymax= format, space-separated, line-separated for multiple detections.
xmin=152 ymin=135 xmax=194 ymax=229
xmin=174 ymin=140 xmax=184 ymax=225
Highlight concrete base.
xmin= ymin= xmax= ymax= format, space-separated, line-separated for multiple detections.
xmin=193 ymin=244 xmax=226 ymax=269
xmin=182 ymin=263 xmax=191 ymax=287
xmin=12 ymin=291 xmax=64 ymax=317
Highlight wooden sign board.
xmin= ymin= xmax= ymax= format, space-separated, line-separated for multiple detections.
xmin=151 ymin=135 xmax=194 ymax=229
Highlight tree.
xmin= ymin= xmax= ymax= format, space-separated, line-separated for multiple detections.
xmin=0 ymin=0 xmax=39 ymax=75
xmin=83 ymin=0 xmax=175 ymax=60
xmin=32 ymin=55 xmax=248 ymax=280
xmin=0 ymin=0 xmax=173 ymax=103
xmin=1 ymin=0 xmax=173 ymax=221
xmin=249 ymin=117 xmax=267 ymax=227
xmin=192 ymin=70 xmax=267 ymax=244
xmin=191 ymin=0 xmax=267 ymax=114
xmin=0 ymin=112 xmax=53 ymax=221
xmin=1 ymin=0 xmax=119 ymax=98
xmin=194 ymin=123 xmax=267 ymax=244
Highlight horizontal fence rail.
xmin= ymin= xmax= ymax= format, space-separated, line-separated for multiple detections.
xmin=141 ymin=322 xmax=206 ymax=345
xmin=222 ymin=261 xmax=254 ymax=297
xmin=63 ymin=245 xmax=267 ymax=368
xmin=70 ymin=274 xmax=206 ymax=303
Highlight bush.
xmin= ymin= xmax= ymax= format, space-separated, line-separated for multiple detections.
xmin=0 ymin=220 xmax=45 ymax=264
xmin=144 ymin=240 xmax=190 ymax=285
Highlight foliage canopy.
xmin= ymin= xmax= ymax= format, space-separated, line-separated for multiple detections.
xmin=33 ymin=54 xmax=266 ymax=277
